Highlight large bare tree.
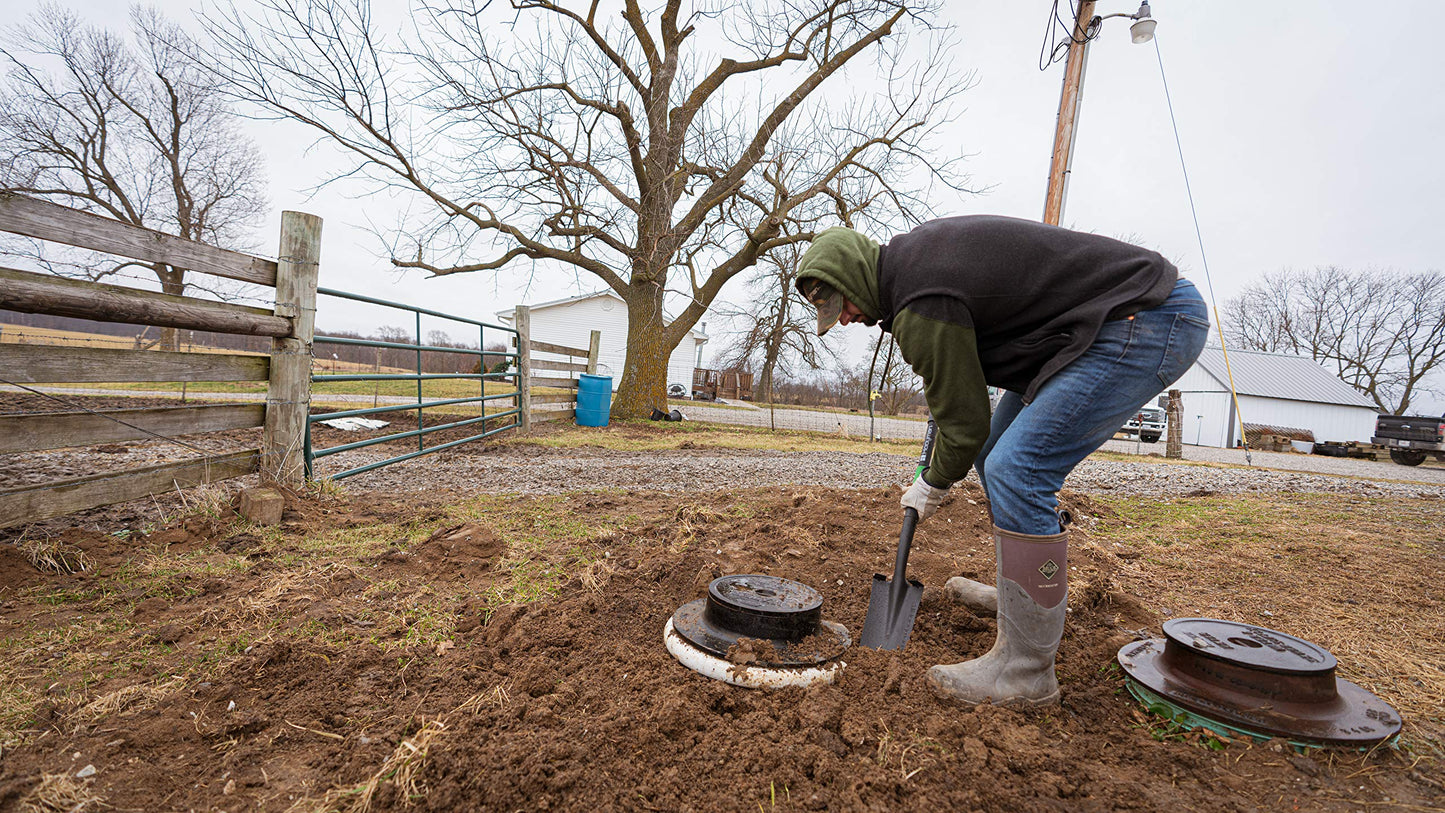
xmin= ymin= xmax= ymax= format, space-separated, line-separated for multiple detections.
xmin=0 ymin=5 xmax=267 ymax=349
xmin=1223 ymin=267 xmax=1445 ymax=414
xmin=202 ymin=0 xmax=966 ymax=417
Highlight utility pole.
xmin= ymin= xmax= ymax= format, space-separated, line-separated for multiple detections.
xmin=1043 ymin=0 xmax=1098 ymax=226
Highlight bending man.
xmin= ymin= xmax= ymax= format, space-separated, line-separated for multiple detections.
xmin=796 ymin=215 xmax=1208 ymax=707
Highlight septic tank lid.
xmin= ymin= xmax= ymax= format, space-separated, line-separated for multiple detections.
xmin=1118 ymin=618 xmax=1402 ymax=746
xmin=670 ymin=574 xmax=848 ymax=667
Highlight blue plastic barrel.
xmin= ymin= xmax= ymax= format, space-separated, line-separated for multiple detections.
xmin=575 ymin=373 xmax=613 ymax=427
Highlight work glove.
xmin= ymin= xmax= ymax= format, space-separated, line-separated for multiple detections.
xmin=901 ymin=476 xmax=948 ymax=521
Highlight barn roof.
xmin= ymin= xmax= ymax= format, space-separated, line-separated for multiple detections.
xmin=1194 ymin=348 xmax=1376 ymax=409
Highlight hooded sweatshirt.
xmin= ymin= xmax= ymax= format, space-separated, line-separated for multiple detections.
xmin=796 ymin=216 xmax=1177 ymax=488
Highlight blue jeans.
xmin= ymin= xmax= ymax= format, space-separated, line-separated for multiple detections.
xmin=974 ymin=279 xmax=1209 ymax=535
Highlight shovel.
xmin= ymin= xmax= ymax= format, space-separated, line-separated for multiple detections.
xmin=860 ymin=418 xmax=938 ymax=650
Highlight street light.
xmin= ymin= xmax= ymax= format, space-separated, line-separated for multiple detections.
xmin=1128 ymin=2 xmax=1157 ymax=44
xmin=1042 ymin=1 xmax=1158 ymax=226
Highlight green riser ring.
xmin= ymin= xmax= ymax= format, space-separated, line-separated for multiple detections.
xmin=1123 ymin=677 xmax=1397 ymax=754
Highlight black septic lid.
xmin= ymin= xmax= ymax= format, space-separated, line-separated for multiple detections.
xmin=707 ymin=574 xmax=822 ymax=641
xmin=670 ymin=575 xmax=847 ymax=667
xmin=1163 ymin=618 xmax=1337 ymax=675
xmin=1118 ymin=618 xmax=1402 ymax=746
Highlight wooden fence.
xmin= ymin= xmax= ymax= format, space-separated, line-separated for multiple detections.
xmin=0 ymin=195 xmax=621 ymax=529
xmin=0 ymin=194 xmax=321 ymax=529
xmin=512 ymin=305 xmax=601 ymax=429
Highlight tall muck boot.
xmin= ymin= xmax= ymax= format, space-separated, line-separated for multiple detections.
xmin=942 ymin=508 xmax=1072 ymax=618
xmin=927 ymin=526 xmax=1067 ymax=707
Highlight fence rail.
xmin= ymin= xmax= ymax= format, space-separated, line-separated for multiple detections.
xmin=1 ymin=194 xmax=615 ymax=524
xmin=0 ymin=194 xmax=278 ymax=286
xmin=0 ymin=194 xmax=319 ymax=529
xmin=0 ymin=267 xmax=290 ymax=337
xmin=0 ymin=404 xmax=265 ymax=455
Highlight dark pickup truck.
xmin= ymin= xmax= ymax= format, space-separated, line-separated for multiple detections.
xmin=1372 ymin=414 xmax=1445 ymax=466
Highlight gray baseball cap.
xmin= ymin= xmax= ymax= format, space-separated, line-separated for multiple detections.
xmin=800 ymin=277 xmax=844 ymax=336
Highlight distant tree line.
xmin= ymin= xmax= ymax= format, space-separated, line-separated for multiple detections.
xmin=735 ymin=335 xmax=926 ymax=416
xmin=1223 ymin=267 xmax=1444 ymax=414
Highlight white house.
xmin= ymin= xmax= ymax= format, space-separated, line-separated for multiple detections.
xmin=1167 ymin=348 xmax=1379 ymax=447
xmin=498 ymin=291 xmax=708 ymax=394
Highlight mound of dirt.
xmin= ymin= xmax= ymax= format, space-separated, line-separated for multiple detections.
xmin=0 ymin=484 xmax=1434 ymax=812
xmin=369 ymin=522 xmax=505 ymax=583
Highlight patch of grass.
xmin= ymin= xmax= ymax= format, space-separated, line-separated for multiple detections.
xmin=520 ymin=421 xmax=920 ymax=455
xmin=1093 ymin=492 xmax=1445 ymax=754
xmin=0 ymin=610 xmax=178 ymax=749
xmin=483 ymin=554 xmax=569 ymax=606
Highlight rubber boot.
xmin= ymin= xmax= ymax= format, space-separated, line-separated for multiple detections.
xmin=942 ymin=576 xmax=997 ymax=617
xmin=927 ymin=526 xmax=1067 ymax=707
xmin=941 ymin=508 xmax=1072 ymax=618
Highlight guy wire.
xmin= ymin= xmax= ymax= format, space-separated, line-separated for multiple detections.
xmin=1152 ymin=34 xmax=1253 ymax=466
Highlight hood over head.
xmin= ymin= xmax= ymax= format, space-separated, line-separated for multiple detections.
xmin=794 ymin=227 xmax=882 ymax=335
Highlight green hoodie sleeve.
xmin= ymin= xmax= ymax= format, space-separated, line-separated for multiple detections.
xmin=892 ymin=306 xmax=992 ymax=489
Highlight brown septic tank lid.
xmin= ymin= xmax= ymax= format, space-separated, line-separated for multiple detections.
xmin=1117 ymin=618 xmax=1402 ymax=746
xmin=671 ymin=575 xmax=848 ymax=667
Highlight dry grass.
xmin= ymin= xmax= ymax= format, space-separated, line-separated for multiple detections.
xmin=300 ymin=718 xmax=448 ymax=813
xmin=174 ymin=483 xmax=235 ymax=519
xmin=16 ymin=534 xmax=90 ymax=575
xmin=576 ymin=558 xmax=618 ymax=592
xmin=70 ymin=676 xmax=184 ymax=730
xmin=520 ymin=421 xmax=920 ymax=456
xmin=17 ymin=772 xmax=104 ymax=812
xmin=668 ymin=502 xmax=726 ymax=552
xmin=455 ymin=683 xmax=512 ymax=715
xmin=227 ymin=562 xmax=361 ymax=627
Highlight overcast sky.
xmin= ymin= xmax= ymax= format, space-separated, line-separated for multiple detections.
xmin=12 ymin=1 xmax=1445 ymax=408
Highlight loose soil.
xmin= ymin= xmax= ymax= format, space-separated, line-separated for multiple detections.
xmin=2 ymin=468 xmax=1442 ymax=811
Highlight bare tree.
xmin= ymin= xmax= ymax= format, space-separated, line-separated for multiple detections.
xmin=1222 ymin=267 xmax=1445 ymax=414
xmin=858 ymin=334 xmax=921 ymax=415
xmin=201 ymin=0 xmax=968 ymax=417
xmin=716 ymin=241 xmax=836 ymax=401
xmin=0 ymin=5 xmax=267 ymax=350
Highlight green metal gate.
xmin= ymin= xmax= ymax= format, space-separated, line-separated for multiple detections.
xmin=304 ymin=287 xmax=520 ymax=480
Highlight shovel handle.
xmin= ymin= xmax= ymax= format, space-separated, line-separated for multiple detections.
xmin=915 ymin=419 xmax=939 ymax=479
xmin=893 ymin=507 xmax=919 ymax=588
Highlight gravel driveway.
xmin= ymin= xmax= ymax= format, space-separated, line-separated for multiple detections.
xmin=324 ymin=442 xmax=1445 ymax=500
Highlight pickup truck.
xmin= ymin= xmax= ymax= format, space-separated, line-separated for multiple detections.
xmin=1121 ymin=406 xmax=1167 ymax=443
xmin=1372 ymin=414 xmax=1445 ymax=466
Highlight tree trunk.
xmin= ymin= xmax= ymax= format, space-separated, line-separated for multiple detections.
xmin=758 ymin=344 xmax=780 ymax=405
xmin=613 ymin=282 xmax=671 ymax=419
xmin=156 ymin=264 xmax=185 ymax=351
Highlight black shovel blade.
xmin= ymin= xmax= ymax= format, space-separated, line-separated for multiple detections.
xmin=860 ymin=573 xmax=924 ymax=650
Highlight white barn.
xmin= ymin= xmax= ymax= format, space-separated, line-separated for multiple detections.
xmin=498 ymin=291 xmax=708 ymax=394
xmin=1169 ymin=348 xmax=1379 ymax=447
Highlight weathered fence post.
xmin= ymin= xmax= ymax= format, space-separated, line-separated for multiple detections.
xmin=586 ymin=329 xmax=601 ymax=375
xmin=1166 ymin=388 xmax=1183 ymax=459
xmin=263 ymin=211 xmax=322 ymax=486
xmin=514 ymin=305 xmax=532 ymax=433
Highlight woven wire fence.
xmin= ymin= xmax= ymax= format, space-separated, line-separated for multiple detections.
xmin=669 ymin=400 xmax=930 ymax=443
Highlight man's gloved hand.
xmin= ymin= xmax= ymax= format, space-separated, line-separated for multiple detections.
xmin=901 ymin=476 xmax=948 ymax=520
